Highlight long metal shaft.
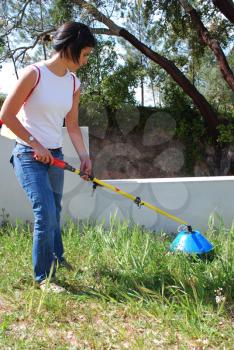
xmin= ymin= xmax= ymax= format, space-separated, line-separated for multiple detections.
xmin=52 ymin=158 xmax=188 ymax=226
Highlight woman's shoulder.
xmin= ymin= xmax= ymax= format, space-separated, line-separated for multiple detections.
xmin=18 ymin=65 xmax=38 ymax=83
xmin=21 ymin=61 xmax=44 ymax=76
xmin=19 ymin=63 xmax=44 ymax=87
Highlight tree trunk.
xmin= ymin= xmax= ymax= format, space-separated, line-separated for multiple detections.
xmin=212 ymin=0 xmax=234 ymax=23
xmin=150 ymin=77 xmax=157 ymax=107
xmin=141 ymin=76 xmax=144 ymax=106
xmin=6 ymin=35 xmax=19 ymax=79
xmin=179 ymin=0 xmax=234 ymax=92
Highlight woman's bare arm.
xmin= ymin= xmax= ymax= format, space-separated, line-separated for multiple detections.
xmin=0 ymin=67 xmax=53 ymax=163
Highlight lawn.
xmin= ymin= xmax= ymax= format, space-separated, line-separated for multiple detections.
xmin=0 ymin=217 xmax=234 ymax=349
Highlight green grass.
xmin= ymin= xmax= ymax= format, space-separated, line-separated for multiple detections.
xmin=0 ymin=216 xmax=234 ymax=349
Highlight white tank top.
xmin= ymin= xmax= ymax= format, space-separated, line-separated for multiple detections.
xmin=16 ymin=62 xmax=80 ymax=148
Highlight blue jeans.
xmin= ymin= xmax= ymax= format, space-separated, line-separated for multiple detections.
xmin=10 ymin=143 xmax=64 ymax=283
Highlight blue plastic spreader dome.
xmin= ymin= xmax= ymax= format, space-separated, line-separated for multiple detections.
xmin=170 ymin=230 xmax=214 ymax=254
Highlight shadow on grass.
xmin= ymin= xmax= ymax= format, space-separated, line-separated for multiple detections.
xmin=60 ymin=267 xmax=180 ymax=301
xmin=60 ymin=253 xmax=228 ymax=308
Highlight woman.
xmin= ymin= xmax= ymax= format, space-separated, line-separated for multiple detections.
xmin=0 ymin=22 xmax=96 ymax=292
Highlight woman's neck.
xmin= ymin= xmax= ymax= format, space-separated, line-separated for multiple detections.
xmin=44 ymin=54 xmax=69 ymax=77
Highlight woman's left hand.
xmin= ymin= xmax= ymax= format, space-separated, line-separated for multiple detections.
xmin=80 ymin=154 xmax=92 ymax=181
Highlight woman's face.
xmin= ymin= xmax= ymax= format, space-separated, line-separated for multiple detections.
xmin=67 ymin=47 xmax=93 ymax=71
xmin=78 ymin=47 xmax=93 ymax=67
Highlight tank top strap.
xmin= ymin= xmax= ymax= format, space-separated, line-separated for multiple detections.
xmin=70 ymin=72 xmax=76 ymax=94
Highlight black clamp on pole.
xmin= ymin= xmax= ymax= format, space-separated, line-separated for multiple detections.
xmin=79 ymin=171 xmax=99 ymax=193
xmin=134 ymin=196 xmax=143 ymax=208
xmin=186 ymin=225 xmax=193 ymax=232
xmin=92 ymin=179 xmax=103 ymax=195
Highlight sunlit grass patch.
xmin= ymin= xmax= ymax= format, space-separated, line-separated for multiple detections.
xmin=0 ymin=216 xmax=234 ymax=349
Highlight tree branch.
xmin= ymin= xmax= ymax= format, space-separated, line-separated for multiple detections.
xmin=12 ymin=28 xmax=56 ymax=61
xmin=16 ymin=0 xmax=33 ymax=27
xmin=6 ymin=35 xmax=19 ymax=79
xmin=0 ymin=0 xmax=33 ymax=38
xmin=73 ymin=0 xmax=122 ymax=35
xmin=91 ymin=27 xmax=118 ymax=36
xmin=212 ymin=0 xmax=234 ymax=24
xmin=179 ymin=0 xmax=234 ymax=92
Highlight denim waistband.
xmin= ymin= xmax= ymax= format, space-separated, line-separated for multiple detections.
xmin=15 ymin=142 xmax=62 ymax=152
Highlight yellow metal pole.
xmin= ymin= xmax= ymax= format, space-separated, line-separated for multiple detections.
xmin=74 ymin=169 xmax=187 ymax=226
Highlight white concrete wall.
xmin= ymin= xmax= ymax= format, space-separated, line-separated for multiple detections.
xmin=0 ymin=127 xmax=234 ymax=233
xmin=0 ymin=127 xmax=89 ymax=225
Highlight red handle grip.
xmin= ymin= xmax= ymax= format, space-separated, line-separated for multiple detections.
xmin=34 ymin=154 xmax=76 ymax=172
xmin=0 ymin=120 xmax=3 ymax=127
xmin=50 ymin=157 xmax=67 ymax=169
xmin=33 ymin=153 xmax=67 ymax=169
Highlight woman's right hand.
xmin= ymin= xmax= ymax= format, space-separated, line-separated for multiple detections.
xmin=80 ymin=154 xmax=92 ymax=181
xmin=33 ymin=143 xmax=54 ymax=164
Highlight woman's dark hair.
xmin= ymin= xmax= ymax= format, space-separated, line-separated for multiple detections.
xmin=53 ymin=22 xmax=96 ymax=63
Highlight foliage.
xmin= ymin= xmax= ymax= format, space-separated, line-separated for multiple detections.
xmin=79 ymin=39 xmax=139 ymax=110
xmin=100 ymin=63 xmax=139 ymax=108
xmin=197 ymin=49 xmax=234 ymax=114
xmin=143 ymin=0 xmax=234 ymax=108
xmin=50 ymin=0 xmax=74 ymax=25
xmin=162 ymin=77 xmax=208 ymax=172
xmin=144 ymin=0 xmax=233 ymax=48
xmin=144 ymin=0 xmax=205 ymax=64
xmin=196 ymin=48 xmax=234 ymax=143
xmin=218 ymin=123 xmax=234 ymax=144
